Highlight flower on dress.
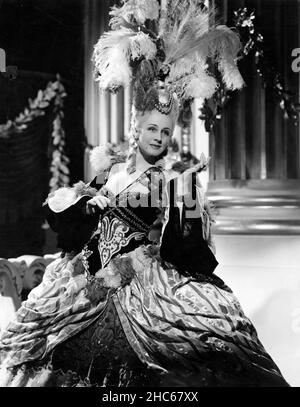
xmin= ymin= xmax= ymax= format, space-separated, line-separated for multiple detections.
xmin=85 ymin=276 xmax=109 ymax=305
xmin=95 ymin=255 xmax=135 ymax=289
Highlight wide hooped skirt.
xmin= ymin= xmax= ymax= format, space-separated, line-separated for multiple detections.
xmin=0 ymin=246 xmax=289 ymax=387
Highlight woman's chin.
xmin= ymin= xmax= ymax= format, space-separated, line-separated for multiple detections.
xmin=148 ymin=147 xmax=164 ymax=156
xmin=138 ymin=145 xmax=165 ymax=163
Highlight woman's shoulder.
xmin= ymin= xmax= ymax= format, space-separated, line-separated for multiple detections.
xmin=106 ymin=162 xmax=128 ymax=185
xmin=91 ymin=162 xmax=127 ymax=188
xmin=108 ymin=162 xmax=127 ymax=177
xmin=104 ymin=162 xmax=131 ymax=196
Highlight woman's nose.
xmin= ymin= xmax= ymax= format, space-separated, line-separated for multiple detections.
xmin=154 ymin=132 xmax=162 ymax=142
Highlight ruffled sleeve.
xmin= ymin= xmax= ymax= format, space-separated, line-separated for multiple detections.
xmin=43 ymin=176 xmax=107 ymax=254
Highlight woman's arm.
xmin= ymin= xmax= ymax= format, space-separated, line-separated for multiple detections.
xmin=43 ymin=174 xmax=108 ymax=254
xmin=160 ymin=172 xmax=218 ymax=278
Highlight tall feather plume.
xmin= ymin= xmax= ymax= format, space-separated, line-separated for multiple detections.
xmin=167 ymin=54 xmax=217 ymax=100
xmin=161 ymin=0 xmax=244 ymax=99
xmin=110 ymin=0 xmax=160 ymax=28
xmin=162 ymin=1 xmax=213 ymax=64
xmin=204 ymin=26 xmax=245 ymax=90
xmin=92 ymin=0 xmax=244 ymax=105
xmin=129 ymin=31 xmax=157 ymax=61
xmin=92 ymin=28 xmax=134 ymax=92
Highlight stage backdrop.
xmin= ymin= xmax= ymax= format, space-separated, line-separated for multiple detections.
xmin=208 ymin=0 xmax=300 ymax=235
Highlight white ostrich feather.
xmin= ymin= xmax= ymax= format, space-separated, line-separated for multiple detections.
xmin=93 ymin=28 xmax=134 ymax=91
xmin=129 ymin=32 xmax=157 ymax=61
xmin=185 ymin=72 xmax=218 ymax=99
xmin=110 ymin=0 xmax=159 ymax=27
xmin=167 ymin=54 xmax=217 ymax=99
xmin=196 ymin=25 xmax=244 ymax=90
xmin=218 ymin=57 xmax=245 ymax=90
xmin=162 ymin=2 xmax=244 ymax=96
xmin=163 ymin=2 xmax=212 ymax=64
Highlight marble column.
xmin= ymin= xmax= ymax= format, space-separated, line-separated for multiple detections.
xmin=83 ymin=0 xmax=131 ymax=182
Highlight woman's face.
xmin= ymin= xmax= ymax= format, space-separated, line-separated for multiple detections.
xmin=137 ymin=110 xmax=173 ymax=159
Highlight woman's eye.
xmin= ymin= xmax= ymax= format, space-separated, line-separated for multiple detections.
xmin=163 ymin=130 xmax=170 ymax=137
xmin=148 ymin=127 xmax=156 ymax=132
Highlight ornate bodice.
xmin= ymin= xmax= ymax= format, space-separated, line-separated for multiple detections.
xmin=45 ymin=165 xmax=219 ymax=279
xmin=83 ymin=167 xmax=166 ymax=274
xmin=97 ymin=207 xmax=153 ymax=269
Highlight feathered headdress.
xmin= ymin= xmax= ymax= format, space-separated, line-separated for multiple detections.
xmin=93 ymin=0 xmax=244 ymax=116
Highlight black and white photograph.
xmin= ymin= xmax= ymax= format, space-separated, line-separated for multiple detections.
xmin=0 ymin=0 xmax=299 ymax=394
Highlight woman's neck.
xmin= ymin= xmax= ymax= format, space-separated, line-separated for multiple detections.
xmin=136 ymin=148 xmax=158 ymax=169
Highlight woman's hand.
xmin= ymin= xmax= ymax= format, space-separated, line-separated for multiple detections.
xmin=86 ymin=195 xmax=111 ymax=215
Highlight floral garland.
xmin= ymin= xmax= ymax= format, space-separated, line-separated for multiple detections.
xmin=0 ymin=74 xmax=70 ymax=192
xmin=199 ymin=7 xmax=300 ymax=132
xmin=49 ymin=76 xmax=70 ymax=192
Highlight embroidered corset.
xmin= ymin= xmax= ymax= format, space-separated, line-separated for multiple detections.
xmin=83 ymin=168 xmax=166 ymax=274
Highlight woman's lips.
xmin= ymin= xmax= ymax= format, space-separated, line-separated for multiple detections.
xmin=150 ymin=144 xmax=162 ymax=149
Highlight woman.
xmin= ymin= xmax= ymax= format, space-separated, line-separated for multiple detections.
xmin=0 ymin=98 xmax=289 ymax=386
xmin=0 ymin=0 xmax=289 ymax=387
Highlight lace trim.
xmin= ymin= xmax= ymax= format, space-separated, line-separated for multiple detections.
xmin=98 ymin=216 xmax=145 ymax=268
xmin=81 ymin=248 xmax=93 ymax=274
